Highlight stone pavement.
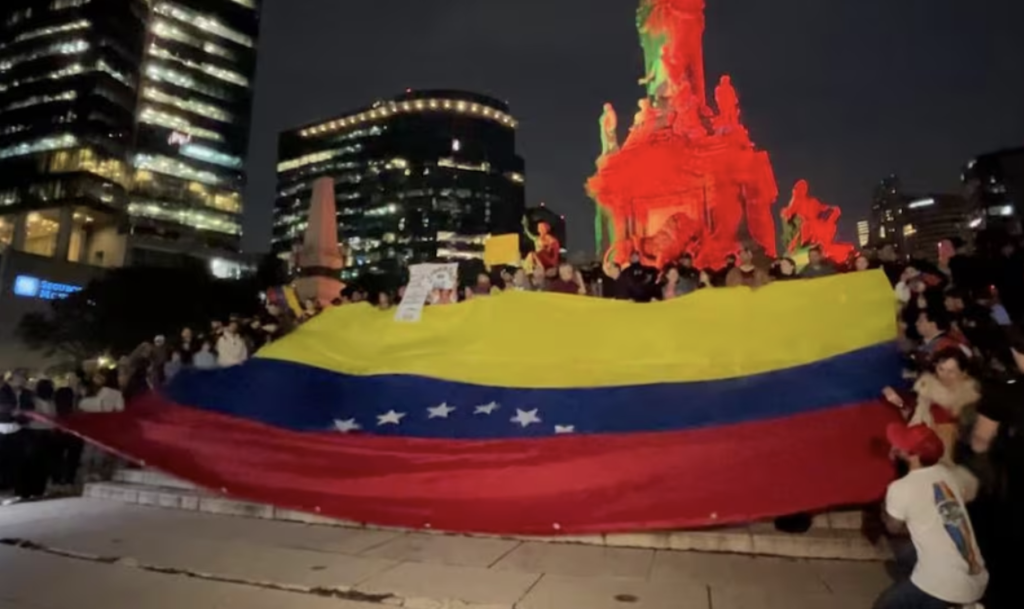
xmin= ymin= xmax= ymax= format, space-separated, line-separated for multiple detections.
xmin=0 ymin=498 xmax=892 ymax=609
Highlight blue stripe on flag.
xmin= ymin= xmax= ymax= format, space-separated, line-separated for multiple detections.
xmin=163 ymin=343 xmax=901 ymax=439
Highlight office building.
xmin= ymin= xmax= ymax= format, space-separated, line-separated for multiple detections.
xmin=0 ymin=0 xmax=260 ymax=273
xmin=274 ymin=89 xmax=526 ymax=278
xmin=867 ymin=176 xmax=971 ymax=260
xmin=856 ymin=219 xmax=869 ymax=247
xmin=962 ymin=147 xmax=1024 ymax=233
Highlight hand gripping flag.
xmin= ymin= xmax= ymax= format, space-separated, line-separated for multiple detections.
xmin=61 ymin=271 xmax=903 ymax=535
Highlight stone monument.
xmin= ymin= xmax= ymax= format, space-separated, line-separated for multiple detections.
xmin=293 ymin=176 xmax=345 ymax=305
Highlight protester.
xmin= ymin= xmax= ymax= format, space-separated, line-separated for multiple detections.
xmin=546 ymin=263 xmax=586 ymax=295
xmin=725 ymin=247 xmax=770 ymax=288
xmin=0 ymin=383 xmax=21 ymax=496
xmin=79 ymin=369 xmax=125 ymax=413
xmin=163 ymin=351 xmax=183 ymax=381
xmin=178 ymin=327 xmax=197 ymax=365
xmin=799 ymin=245 xmax=835 ymax=278
xmin=50 ymin=386 xmax=82 ymax=491
xmin=876 ymin=422 xmax=987 ymax=609
xmin=216 ymin=322 xmax=248 ymax=368
xmin=193 ymin=341 xmax=217 ymax=370
xmin=772 ymin=257 xmax=798 ymax=280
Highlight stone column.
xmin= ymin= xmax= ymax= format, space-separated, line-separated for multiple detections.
xmin=10 ymin=213 xmax=27 ymax=251
xmin=55 ymin=207 xmax=74 ymax=261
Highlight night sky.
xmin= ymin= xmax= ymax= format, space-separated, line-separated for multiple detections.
xmin=242 ymin=0 xmax=1024 ymax=254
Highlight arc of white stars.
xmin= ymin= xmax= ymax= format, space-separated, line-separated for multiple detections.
xmin=474 ymin=402 xmax=500 ymax=415
xmin=334 ymin=418 xmax=361 ymax=433
xmin=511 ymin=408 xmax=541 ymax=428
xmin=377 ymin=410 xmax=406 ymax=426
xmin=427 ymin=402 xmax=456 ymax=419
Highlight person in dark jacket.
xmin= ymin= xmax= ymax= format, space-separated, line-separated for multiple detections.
xmin=51 ymin=387 xmax=82 ymax=490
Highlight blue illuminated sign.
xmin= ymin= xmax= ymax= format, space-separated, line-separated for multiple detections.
xmin=12 ymin=275 xmax=82 ymax=300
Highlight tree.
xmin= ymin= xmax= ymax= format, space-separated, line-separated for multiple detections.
xmin=254 ymin=251 xmax=289 ymax=291
xmin=17 ymin=265 xmax=261 ymax=360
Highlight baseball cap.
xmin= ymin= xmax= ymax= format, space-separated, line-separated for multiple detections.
xmin=887 ymin=422 xmax=944 ymax=463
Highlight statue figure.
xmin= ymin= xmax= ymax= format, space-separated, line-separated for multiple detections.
xmin=599 ymin=103 xmax=619 ymax=157
xmin=523 ymin=216 xmax=561 ymax=272
xmin=714 ymin=75 xmax=740 ymax=128
xmin=670 ymin=80 xmax=705 ymax=140
xmin=780 ymin=180 xmax=855 ymax=261
xmin=637 ymin=0 xmax=707 ymax=104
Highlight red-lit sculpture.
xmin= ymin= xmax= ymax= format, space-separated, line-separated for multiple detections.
xmin=780 ymin=180 xmax=856 ymax=262
xmin=588 ymin=0 xmax=851 ymax=268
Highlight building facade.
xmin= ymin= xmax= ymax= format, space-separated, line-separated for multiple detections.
xmin=962 ymin=147 xmax=1024 ymax=234
xmin=867 ymin=176 xmax=971 ymax=261
xmin=274 ymin=90 xmax=526 ymax=279
xmin=0 ymin=0 xmax=260 ymax=274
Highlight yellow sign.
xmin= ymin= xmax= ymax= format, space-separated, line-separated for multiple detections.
xmin=484 ymin=233 xmax=521 ymax=267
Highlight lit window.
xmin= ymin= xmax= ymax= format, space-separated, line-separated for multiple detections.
xmin=47 ymin=147 xmax=129 ymax=187
xmin=298 ymin=98 xmax=518 ymax=137
xmin=153 ymin=3 xmax=254 ymax=48
xmin=180 ymin=143 xmax=243 ymax=169
xmin=506 ymin=172 xmax=525 ymax=184
xmin=133 ymin=153 xmax=224 ymax=186
xmin=150 ymin=19 xmax=238 ymax=61
xmin=50 ymin=0 xmax=90 ymax=9
xmin=128 ymin=202 xmax=241 ymax=235
xmin=0 ymin=40 xmax=89 ymax=72
xmin=148 ymin=44 xmax=249 ymax=87
xmin=6 ymin=9 xmax=33 ymax=27
xmin=438 ymin=158 xmax=490 ymax=173
xmin=142 ymin=87 xmax=233 ymax=122
xmin=903 ymin=224 xmax=917 ymax=237
xmin=144 ymin=64 xmax=232 ymax=101
xmin=0 ymin=63 xmax=85 ymax=93
xmin=0 ymin=134 xmax=78 ymax=160
xmin=3 ymin=90 xmax=77 ymax=111
xmin=276 ymin=149 xmax=342 ymax=172
xmin=139 ymin=106 xmax=224 ymax=142
xmin=95 ymin=59 xmax=133 ymax=87
xmin=6 ymin=20 xmax=90 ymax=46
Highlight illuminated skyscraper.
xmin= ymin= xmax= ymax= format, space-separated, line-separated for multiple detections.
xmin=274 ymin=90 xmax=526 ymax=278
xmin=0 ymin=0 xmax=259 ymax=273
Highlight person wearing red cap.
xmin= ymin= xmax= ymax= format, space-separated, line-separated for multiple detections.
xmin=875 ymin=422 xmax=988 ymax=609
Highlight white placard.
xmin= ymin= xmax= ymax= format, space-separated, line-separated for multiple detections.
xmin=394 ymin=263 xmax=458 ymax=322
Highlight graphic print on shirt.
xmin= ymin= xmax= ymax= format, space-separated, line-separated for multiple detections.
xmin=932 ymin=481 xmax=983 ymax=575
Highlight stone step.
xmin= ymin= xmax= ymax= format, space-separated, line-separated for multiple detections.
xmin=85 ymin=474 xmax=889 ymax=562
xmin=112 ymin=468 xmax=199 ymax=491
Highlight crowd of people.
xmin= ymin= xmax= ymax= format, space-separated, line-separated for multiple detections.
xmin=1 ymin=235 xmax=1022 ymax=608
xmin=865 ymin=237 xmax=1022 ymax=609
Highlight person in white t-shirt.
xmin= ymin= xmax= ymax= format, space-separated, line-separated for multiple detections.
xmin=216 ymin=322 xmax=248 ymax=368
xmin=876 ymin=422 xmax=988 ymax=609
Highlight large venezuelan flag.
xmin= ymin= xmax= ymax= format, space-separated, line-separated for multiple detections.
xmin=64 ymin=271 xmax=903 ymax=535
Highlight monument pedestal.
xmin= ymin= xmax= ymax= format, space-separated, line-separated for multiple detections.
xmin=294 ymin=275 xmax=344 ymax=305
xmin=293 ymin=176 xmax=345 ymax=306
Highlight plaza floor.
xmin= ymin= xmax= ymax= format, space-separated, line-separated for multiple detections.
xmin=0 ymin=498 xmax=891 ymax=609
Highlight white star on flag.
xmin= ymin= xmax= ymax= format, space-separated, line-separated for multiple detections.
xmin=334 ymin=418 xmax=361 ymax=433
xmin=427 ymin=402 xmax=456 ymax=418
xmin=474 ymin=402 xmax=500 ymax=415
xmin=554 ymin=425 xmax=575 ymax=434
xmin=511 ymin=408 xmax=541 ymax=428
xmin=377 ymin=410 xmax=406 ymax=426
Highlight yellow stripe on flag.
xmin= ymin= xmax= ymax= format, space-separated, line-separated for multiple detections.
xmin=258 ymin=271 xmax=897 ymax=389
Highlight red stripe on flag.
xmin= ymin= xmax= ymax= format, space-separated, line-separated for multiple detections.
xmin=60 ymin=393 xmax=900 ymax=535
